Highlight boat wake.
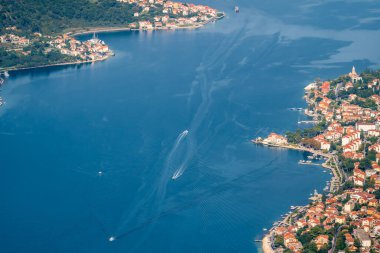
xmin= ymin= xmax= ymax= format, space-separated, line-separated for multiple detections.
xmin=164 ymin=130 xmax=190 ymax=181
xmin=171 ymin=165 xmax=185 ymax=180
xmin=170 ymin=130 xmax=189 ymax=156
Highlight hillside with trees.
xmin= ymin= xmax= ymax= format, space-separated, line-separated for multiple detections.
xmin=0 ymin=0 xmax=141 ymax=35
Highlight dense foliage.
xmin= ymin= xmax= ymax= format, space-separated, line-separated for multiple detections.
xmin=285 ymin=120 xmax=327 ymax=147
xmin=0 ymin=0 xmax=143 ymax=35
xmin=0 ymin=43 xmax=78 ymax=68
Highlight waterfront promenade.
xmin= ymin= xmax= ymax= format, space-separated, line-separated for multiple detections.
xmin=254 ymin=138 xmax=348 ymax=253
xmin=252 ymin=139 xmax=345 ymax=193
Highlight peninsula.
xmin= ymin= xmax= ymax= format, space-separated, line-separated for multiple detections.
xmin=255 ymin=67 xmax=380 ymax=253
xmin=0 ymin=0 xmax=224 ymax=71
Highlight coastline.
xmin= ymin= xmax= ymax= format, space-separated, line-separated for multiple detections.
xmin=2 ymin=55 xmax=111 ymax=73
xmin=252 ymin=140 xmax=344 ymax=193
xmin=67 ymin=12 xmax=225 ymax=36
xmin=3 ymin=13 xmax=225 ymax=73
xmin=261 ymin=205 xmax=309 ymax=253
xmin=254 ymin=135 xmax=346 ymax=253
xmin=262 ymin=233 xmax=274 ymax=253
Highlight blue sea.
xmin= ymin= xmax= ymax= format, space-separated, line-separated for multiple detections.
xmin=1 ymin=0 xmax=380 ymax=252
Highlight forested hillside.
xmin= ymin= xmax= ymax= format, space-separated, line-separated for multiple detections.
xmin=0 ymin=0 xmax=142 ymax=35
xmin=0 ymin=0 xmax=220 ymax=70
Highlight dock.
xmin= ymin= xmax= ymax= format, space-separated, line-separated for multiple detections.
xmin=297 ymin=120 xmax=318 ymax=124
xmin=0 ymin=71 xmax=9 ymax=78
xmin=252 ymin=139 xmax=345 ymax=193
xmin=298 ymin=161 xmax=321 ymax=166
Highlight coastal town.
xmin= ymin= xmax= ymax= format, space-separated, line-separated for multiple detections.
xmin=0 ymin=32 xmax=114 ymax=63
xmin=0 ymin=0 xmax=223 ymax=106
xmin=116 ymin=0 xmax=223 ymax=30
xmin=0 ymin=28 xmax=114 ymax=71
xmin=0 ymin=0 xmax=223 ymax=71
xmin=255 ymin=67 xmax=380 ymax=253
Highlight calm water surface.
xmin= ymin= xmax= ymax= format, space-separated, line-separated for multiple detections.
xmin=1 ymin=0 xmax=380 ymax=252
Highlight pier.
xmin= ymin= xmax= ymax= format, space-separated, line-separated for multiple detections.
xmin=298 ymin=160 xmax=321 ymax=166
xmin=0 ymin=71 xmax=10 ymax=78
xmin=297 ymin=120 xmax=318 ymax=124
xmin=252 ymin=139 xmax=345 ymax=193
xmin=288 ymin=107 xmax=303 ymax=111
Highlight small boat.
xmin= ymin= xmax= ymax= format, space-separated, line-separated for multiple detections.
xmin=4 ymin=71 xmax=9 ymax=78
xmin=234 ymin=6 xmax=239 ymax=13
xmin=109 ymin=236 xmax=116 ymax=242
xmin=0 ymin=78 xmax=4 ymax=85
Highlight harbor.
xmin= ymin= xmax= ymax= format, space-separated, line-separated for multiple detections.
xmin=252 ymin=139 xmax=344 ymax=193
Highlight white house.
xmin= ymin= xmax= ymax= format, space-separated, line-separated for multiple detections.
xmin=355 ymin=122 xmax=377 ymax=132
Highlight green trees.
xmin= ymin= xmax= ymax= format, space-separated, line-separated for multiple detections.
xmin=274 ymin=235 xmax=284 ymax=247
xmin=367 ymin=150 xmax=377 ymax=161
xmin=0 ymin=42 xmax=77 ymax=69
xmin=0 ymin=0 xmax=140 ymax=35
xmin=335 ymin=233 xmax=346 ymax=252
xmin=285 ymin=121 xmax=327 ymax=145
xmin=374 ymin=189 xmax=380 ymax=199
xmin=359 ymin=158 xmax=372 ymax=170
xmin=352 ymin=98 xmax=377 ymax=110
xmin=302 ymin=242 xmax=318 ymax=253
xmin=340 ymin=157 xmax=355 ymax=173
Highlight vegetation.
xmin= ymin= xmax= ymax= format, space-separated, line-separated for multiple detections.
xmin=351 ymin=98 xmax=377 ymax=110
xmin=1 ymin=0 xmax=142 ymax=36
xmin=374 ymin=189 xmax=380 ymax=200
xmin=274 ymin=235 xmax=284 ymax=247
xmin=0 ymin=41 xmax=79 ymax=69
xmin=0 ymin=0 xmax=205 ymax=69
xmin=286 ymin=120 xmax=327 ymax=144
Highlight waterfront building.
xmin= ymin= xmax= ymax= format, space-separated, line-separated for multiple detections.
xmin=263 ymin=133 xmax=288 ymax=145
